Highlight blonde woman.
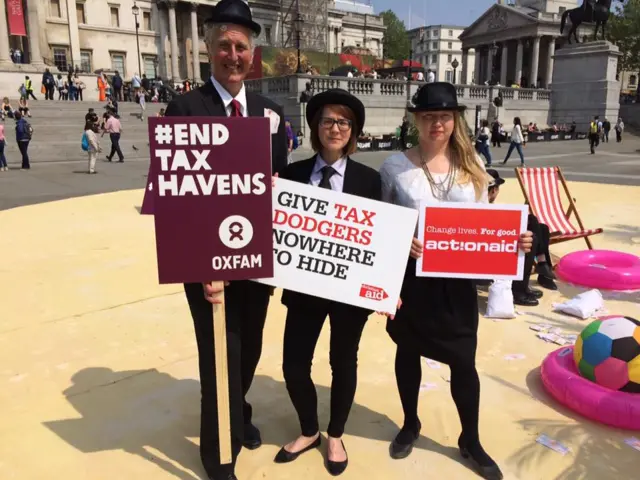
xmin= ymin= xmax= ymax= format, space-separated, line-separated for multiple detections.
xmin=379 ymin=83 xmax=532 ymax=480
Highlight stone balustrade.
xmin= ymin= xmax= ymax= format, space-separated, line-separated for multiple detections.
xmin=245 ymin=74 xmax=552 ymax=142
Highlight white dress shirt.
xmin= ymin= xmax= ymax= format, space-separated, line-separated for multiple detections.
xmin=309 ymin=154 xmax=347 ymax=192
xmin=211 ymin=76 xmax=248 ymax=117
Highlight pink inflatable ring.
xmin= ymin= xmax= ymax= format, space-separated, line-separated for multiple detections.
xmin=556 ymin=249 xmax=640 ymax=292
xmin=540 ymin=347 xmax=640 ymax=430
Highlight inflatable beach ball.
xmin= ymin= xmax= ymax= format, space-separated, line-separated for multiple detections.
xmin=574 ymin=316 xmax=640 ymax=393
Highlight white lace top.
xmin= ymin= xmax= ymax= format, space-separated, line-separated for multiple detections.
xmin=380 ymin=152 xmax=487 ymax=221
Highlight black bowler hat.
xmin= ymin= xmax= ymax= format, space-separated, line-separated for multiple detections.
xmin=408 ymin=82 xmax=466 ymax=112
xmin=205 ymin=0 xmax=261 ymax=36
xmin=486 ymin=169 xmax=505 ymax=187
xmin=305 ymin=88 xmax=365 ymax=135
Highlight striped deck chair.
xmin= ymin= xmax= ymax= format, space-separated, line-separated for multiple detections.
xmin=515 ymin=167 xmax=603 ymax=249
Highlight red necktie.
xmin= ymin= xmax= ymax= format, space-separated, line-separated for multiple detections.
xmin=230 ymin=99 xmax=242 ymax=117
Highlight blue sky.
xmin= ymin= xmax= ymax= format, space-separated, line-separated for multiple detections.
xmin=370 ymin=0 xmax=496 ymax=27
xmin=370 ymin=0 xmax=579 ymax=28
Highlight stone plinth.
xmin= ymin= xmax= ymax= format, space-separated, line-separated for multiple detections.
xmin=550 ymin=40 xmax=621 ymax=130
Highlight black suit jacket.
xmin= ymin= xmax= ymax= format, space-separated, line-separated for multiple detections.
xmin=164 ymin=79 xmax=288 ymax=174
xmin=279 ymin=154 xmax=382 ymax=311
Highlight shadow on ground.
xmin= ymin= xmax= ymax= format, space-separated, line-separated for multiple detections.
xmin=487 ymin=368 xmax=631 ymax=480
xmin=44 ymin=368 xmax=470 ymax=479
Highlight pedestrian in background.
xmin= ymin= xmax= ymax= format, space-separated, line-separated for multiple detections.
xmin=475 ymin=119 xmax=492 ymax=166
xmin=84 ymin=121 xmax=100 ymax=174
xmin=501 ymin=116 xmax=525 ymax=166
xmin=0 ymin=122 xmax=7 ymax=171
xmin=14 ymin=111 xmax=32 ymax=170
xmin=615 ymin=117 xmax=624 ymax=143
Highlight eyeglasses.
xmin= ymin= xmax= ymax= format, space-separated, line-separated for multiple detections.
xmin=320 ymin=117 xmax=352 ymax=131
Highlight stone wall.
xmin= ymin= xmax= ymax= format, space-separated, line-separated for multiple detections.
xmin=245 ymin=74 xmax=552 ymax=141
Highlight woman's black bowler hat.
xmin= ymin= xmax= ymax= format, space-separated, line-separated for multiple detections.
xmin=305 ymin=88 xmax=366 ymax=135
xmin=408 ymin=82 xmax=467 ymax=113
xmin=205 ymin=0 xmax=261 ymax=36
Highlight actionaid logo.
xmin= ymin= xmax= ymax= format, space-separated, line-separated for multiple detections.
xmin=424 ymin=239 xmax=518 ymax=253
xmin=359 ymin=284 xmax=389 ymax=301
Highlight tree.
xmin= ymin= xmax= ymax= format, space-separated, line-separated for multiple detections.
xmin=380 ymin=10 xmax=410 ymax=61
xmin=607 ymin=0 xmax=640 ymax=73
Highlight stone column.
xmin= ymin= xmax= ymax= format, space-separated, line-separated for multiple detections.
xmin=461 ymin=48 xmax=468 ymax=84
xmin=190 ymin=3 xmax=201 ymax=82
xmin=530 ymin=36 xmax=540 ymax=87
xmin=546 ymin=37 xmax=556 ymax=88
xmin=515 ymin=40 xmax=523 ymax=86
xmin=26 ymin=0 xmax=44 ymax=66
xmin=154 ymin=2 xmax=168 ymax=79
xmin=474 ymin=47 xmax=482 ymax=84
xmin=0 ymin=0 xmax=12 ymax=66
xmin=167 ymin=0 xmax=181 ymax=82
xmin=486 ymin=47 xmax=493 ymax=83
xmin=500 ymin=42 xmax=508 ymax=86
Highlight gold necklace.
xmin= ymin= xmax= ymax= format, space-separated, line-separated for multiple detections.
xmin=418 ymin=148 xmax=456 ymax=200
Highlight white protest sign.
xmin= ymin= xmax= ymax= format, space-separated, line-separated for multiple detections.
xmin=255 ymin=178 xmax=418 ymax=313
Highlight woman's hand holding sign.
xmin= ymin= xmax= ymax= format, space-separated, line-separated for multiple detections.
xmin=518 ymin=231 xmax=533 ymax=253
xmin=410 ymin=237 xmax=423 ymax=259
xmin=377 ymin=297 xmax=403 ymax=320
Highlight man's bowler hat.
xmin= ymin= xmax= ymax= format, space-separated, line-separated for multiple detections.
xmin=205 ymin=0 xmax=261 ymax=36
xmin=486 ymin=169 xmax=505 ymax=187
xmin=408 ymin=82 xmax=466 ymax=113
xmin=305 ymin=88 xmax=365 ymax=135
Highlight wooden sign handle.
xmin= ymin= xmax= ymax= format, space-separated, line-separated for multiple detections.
xmin=211 ymin=281 xmax=232 ymax=465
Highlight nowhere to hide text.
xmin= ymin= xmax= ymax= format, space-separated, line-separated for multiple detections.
xmin=273 ymin=190 xmax=377 ymax=280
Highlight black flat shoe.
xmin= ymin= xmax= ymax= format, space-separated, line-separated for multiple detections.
xmin=274 ymin=435 xmax=321 ymax=463
xmin=458 ymin=437 xmax=503 ymax=480
xmin=535 ymin=262 xmax=556 ymax=279
xmin=537 ymin=275 xmax=558 ymax=290
xmin=326 ymin=440 xmax=348 ymax=476
xmin=390 ymin=421 xmax=421 ymax=459
xmin=526 ymin=287 xmax=543 ymax=299
xmin=513 ymin=292 xmax=539 ymax=306
xmin=243 ymin=423 xmax=261 ymax=450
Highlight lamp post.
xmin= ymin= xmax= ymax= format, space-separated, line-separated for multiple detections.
xmin=295 ymin=0 xmax=303 ymax=73
xmin=451 ymin=57 xmax=459 ymax=84
xmin=406 ymin=46 xmax=413 ymax=105
xmin=132 ymin=1 xmax=142 ymax=77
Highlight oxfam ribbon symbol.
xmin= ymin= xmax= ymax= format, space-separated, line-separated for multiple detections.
xmin=219 ymin=215 xmax=253 ymax=250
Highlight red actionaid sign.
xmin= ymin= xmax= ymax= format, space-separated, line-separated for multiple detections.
xmin=416 ymin=202 xmax=528 ymax=280
xmin=148 ymin=116 xmax=274 ymax=284
xmin=6 ymin=0 xmax=27 ymax=36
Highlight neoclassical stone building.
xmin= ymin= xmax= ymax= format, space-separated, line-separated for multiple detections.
xmin=459 ymin=0 xmax=578 ymax=88
xmin=0 ymin=0 xmax=384 ymax=83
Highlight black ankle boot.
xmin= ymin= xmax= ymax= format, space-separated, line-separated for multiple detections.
xmin=390 ymin=420 xmax=421 ymax=459
xmin=458 ymin=435 xmax=503 ymax=480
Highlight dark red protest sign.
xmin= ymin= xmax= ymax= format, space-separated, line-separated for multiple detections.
xmin=416 ymin=202 xmax=528 ymax=280
xmin=148 ymin=117 xmax=273 ymax=284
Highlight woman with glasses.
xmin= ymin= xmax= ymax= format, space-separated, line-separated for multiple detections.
xmin=273 ymin=89 xmax=381 ymax=476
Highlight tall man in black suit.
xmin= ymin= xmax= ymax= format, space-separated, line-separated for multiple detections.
xmin=163 ymin=1 xmax=287 ymax=479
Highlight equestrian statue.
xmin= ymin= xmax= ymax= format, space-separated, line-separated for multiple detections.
xmin=560 ymin=0 xmax=621 ymax=44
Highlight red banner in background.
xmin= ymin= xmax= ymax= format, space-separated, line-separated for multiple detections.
xmin=6 ymin=0 xmax=27 ymax=36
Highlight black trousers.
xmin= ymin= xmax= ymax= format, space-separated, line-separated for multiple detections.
xmin=513 ymin=214 xmax=551 ymax=293
xmin=185 ymin=280 xmax=271 ymax=476
xmin=282 ymin=300 xmax=369 ymax=438
xmin=107 ymin=133 xmax=124 ymax=161
xmin=18 ymin=141 xmax=30 ymax=169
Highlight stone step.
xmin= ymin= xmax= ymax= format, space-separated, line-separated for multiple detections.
xmin=2 ymin=102 xmax=166 ymax=165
